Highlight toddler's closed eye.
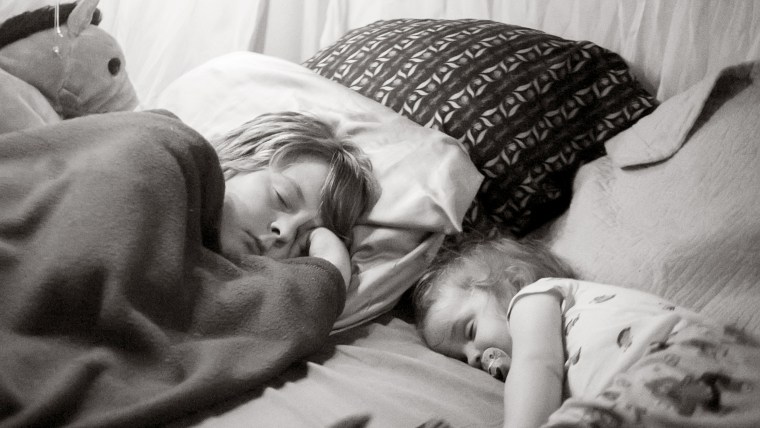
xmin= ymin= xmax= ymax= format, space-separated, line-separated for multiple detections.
xmin=466 ymin=320 xmax=476 ymax=340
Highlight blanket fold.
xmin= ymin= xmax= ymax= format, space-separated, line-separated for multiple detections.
xmin=0 ymin=111 xmax=345 ymax=428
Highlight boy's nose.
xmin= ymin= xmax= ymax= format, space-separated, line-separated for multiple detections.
xmin=271 ymin=217 xmax=299 ymax=242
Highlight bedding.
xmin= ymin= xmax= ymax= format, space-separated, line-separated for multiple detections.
xmin=176 ymin=313 xmax=506 ymax=428
xmin=0 ymin=111 xmax=344 ymax=427
xmin=2 ymin=1 xmax=760 ymax=428
xmin=540 ymin=60 xmax=760 ymax=337
xmin=305 ymin=18 xmax=658 ymax=237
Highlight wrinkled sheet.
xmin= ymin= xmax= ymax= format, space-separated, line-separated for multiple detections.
xmin=181 ymin=314 xmax=505 ymax=428
xmin=0 ymin=111 xmax=344 ymax=428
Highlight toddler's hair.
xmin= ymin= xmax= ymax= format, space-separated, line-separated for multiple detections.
xmin=211 ymin=111 xmax=380 ymax=246
xmin=413 ymin=236 xmax=574 ymax=329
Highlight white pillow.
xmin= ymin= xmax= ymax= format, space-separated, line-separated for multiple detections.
xmin=153 ymin=52 xmax=482 ymax=330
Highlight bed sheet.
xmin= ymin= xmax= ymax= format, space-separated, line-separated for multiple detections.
xmin=178 ymin=313 xmax=505 ymax=428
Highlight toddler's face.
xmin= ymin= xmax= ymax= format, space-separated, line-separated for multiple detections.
xmin=219 ymin=157 xmax=328 ymax=260
xmin=422 ymin=269 xmax=514 ymax=369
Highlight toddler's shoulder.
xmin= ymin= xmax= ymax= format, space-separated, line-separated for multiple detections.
xmin=509 ymin=277 xmax=577 ymax=317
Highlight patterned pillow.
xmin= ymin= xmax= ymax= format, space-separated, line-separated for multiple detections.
xmin=304 ymin=19 xmax=658 ymax=237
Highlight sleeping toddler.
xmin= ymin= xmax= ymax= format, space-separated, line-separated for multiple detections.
xmin=413 ymin=236 xmax=760 ymax=428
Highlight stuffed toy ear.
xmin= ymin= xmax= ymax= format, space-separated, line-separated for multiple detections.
xmin=67 ymin=0 xmax=100 ymax=37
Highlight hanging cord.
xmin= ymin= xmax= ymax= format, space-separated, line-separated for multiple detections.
xmin=53 ymin=0 xmax=63 ymax=55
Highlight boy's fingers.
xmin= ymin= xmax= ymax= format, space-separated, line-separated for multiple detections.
xmin=288 ymin=231 xmax=311 ymax=258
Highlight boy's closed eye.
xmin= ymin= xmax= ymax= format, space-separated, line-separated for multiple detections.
xmin=271 ymin=172 xmax=305 ymax=212
xmin=274 ymin=189 xmax=289 ymax=209
xmin=272 ymin=183 xmax=295 ymax=211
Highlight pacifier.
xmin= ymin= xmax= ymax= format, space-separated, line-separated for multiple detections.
xmin=481 ymin=347 xmax=511 ymax=381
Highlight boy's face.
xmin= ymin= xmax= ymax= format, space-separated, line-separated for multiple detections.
xmin=219 ymin=157 xmax=328 ymax=260
xmin=422 ymin=267 xmax=514 ymax=370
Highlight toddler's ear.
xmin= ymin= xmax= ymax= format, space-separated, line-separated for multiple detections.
xmin=501 ymin=261 xmax=536 ymax=291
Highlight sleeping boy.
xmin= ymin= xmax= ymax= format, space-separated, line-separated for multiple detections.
xmin=212 ymin=110 xmax=380 ymax=287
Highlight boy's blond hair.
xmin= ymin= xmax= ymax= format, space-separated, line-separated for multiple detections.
xmin=212 ymin=111 xmax=380 ymax=246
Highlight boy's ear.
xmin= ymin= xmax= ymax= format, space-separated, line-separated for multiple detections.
xmin=67 ymin=0 xmax=100 ymax=37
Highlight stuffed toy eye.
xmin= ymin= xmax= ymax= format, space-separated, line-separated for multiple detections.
xmin=108 ymin=57 xmax=121 ymax=75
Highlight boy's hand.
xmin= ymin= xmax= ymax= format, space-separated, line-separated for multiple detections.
xmin=298 ymin=227 xmax=351 ymax=289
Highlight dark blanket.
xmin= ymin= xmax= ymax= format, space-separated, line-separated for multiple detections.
xmin=0 ymin=111 xmax=345 ymax=427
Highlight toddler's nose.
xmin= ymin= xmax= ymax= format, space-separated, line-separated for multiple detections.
xmin=466 ymin=351 xmax=481 ymax=368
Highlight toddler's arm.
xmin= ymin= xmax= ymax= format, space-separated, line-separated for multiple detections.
xmin=503 ymin=292 xmax=565 ymax=428
xmin=304 ymin=227 xmax=351 ymax=289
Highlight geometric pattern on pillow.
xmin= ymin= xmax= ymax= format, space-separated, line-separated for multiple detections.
xmin=305 ymin=19 xmax=658 ymax=236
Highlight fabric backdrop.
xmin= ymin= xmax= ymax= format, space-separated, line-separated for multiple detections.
xmin=4 ymin=0 xmax=756 ymax=105
xmin=319 ymin=0 xmax=760 ymax=102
